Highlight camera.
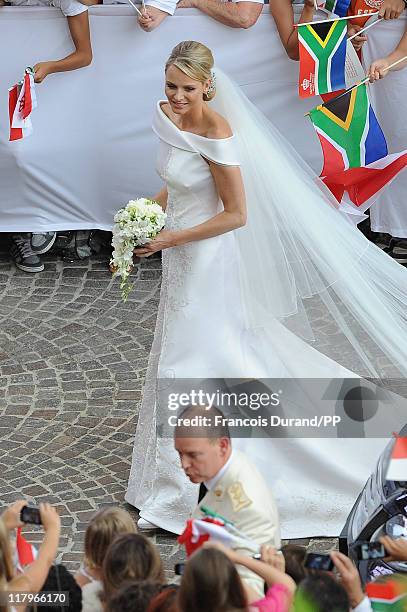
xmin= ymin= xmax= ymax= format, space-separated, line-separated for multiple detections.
xmin=353 ymin=541 xmax=386 ymax=561
xmin=20 ymin=505 xmax=42 ymax=525
xmin=174 ymin=563 xmax=186 ymax=576
xmin=304 ymin=553 xmax=334 ymax=571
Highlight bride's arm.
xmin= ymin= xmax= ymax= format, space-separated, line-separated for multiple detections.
xmin=134 ymin=163 xmax=246 ymax=256
xmin=153 ymin=186 xmax=169 ymax=211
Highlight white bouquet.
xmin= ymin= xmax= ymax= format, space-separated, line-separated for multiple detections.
xmin=110 ymin=198 xmax=166 ymax=301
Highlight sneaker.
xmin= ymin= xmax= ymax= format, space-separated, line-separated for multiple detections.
xmin=10 ymin=234 xmax=44 ymax=273
xmin=392 ymin=240 xmax=407 ymax=264
xmin=30 ymin=232 xmax=56 ymax=255
xmin=137 ymin=517 xmax=159 ymax=531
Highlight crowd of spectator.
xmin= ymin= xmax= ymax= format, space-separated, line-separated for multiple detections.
xmin=1 ymin=498 xmax=407 ymax=612
xmin=2 ymin=0 xmax=407 ymax=273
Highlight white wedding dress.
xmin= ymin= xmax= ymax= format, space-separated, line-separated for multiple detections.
xmin=126 ymin=70 xmax=407 ymax=538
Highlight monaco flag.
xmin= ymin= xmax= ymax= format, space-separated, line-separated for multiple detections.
xmin=386 ymin=436 xmax=407 ymax=482
xmin=16 ymin=527 xmax=37 ymax=569
xmin=9 ymin=69 xmax=37 ymax=141
xmin=178 ymin=518 xmax=237 ymax=557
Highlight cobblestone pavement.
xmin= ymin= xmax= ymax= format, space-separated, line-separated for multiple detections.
xmin=0 ymin=245 xmax=349 ymax=576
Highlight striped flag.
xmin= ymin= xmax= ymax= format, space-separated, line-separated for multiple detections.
xmin=178 ymin=517 xmax=236 ymax=557
xmin=298 ymin=19 xmax=348 ymax=98
xmin=9 ymin=70 xmax=37 ymax=142
xmin=309 ymin=83 xmax=388 ymax=174
xmin=323 ymin=0 xmax=351 ymax=17
xmin=309 ymin=84 xmax=407 ymax=209
xmin=386 ymin=436 xmax=407 ymax=482
xmin=16 ymin=528 xmax=37 ymax=569
xmin=366 ymin=576 xmax=407 ymax=610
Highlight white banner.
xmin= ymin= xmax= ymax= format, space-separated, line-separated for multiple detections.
xmin=0 ymin=6 xmax=405 ymax=233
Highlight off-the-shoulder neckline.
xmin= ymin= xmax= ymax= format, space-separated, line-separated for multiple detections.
xmin=158 ymin=101 xmax=235 ymax=142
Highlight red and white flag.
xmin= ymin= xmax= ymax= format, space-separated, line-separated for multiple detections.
xmin=178 ymin=518 xmax=237 ymax=557
xmin=323 ymin=150 xmax=407 ymax=214
xmin=386 ymin=436 xmax=407 ymax=482
xmin=16 ymin=527 xmax=37 ymax=569
xmin=9 ymin=69 xmax=37 ymax=142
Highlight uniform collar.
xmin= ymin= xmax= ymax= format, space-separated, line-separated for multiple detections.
xmin=204 ymin=450 xmax=234 ymax=491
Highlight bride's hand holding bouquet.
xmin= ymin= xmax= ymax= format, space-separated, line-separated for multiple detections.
xmin=110 ymin=197 xmax=167 ymax=301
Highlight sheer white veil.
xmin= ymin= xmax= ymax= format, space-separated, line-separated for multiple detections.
xmin=209 ymin=68 xmax=407 ymax=378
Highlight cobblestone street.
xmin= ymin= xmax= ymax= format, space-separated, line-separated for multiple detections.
xmin=0 ymin=246 xmax=338 ymax=576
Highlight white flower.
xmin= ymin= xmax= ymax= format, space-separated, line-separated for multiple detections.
xmin=110 ymin=197 xmax=167 ymax=301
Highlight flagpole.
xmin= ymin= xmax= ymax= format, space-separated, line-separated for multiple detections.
xmin=294 ymin=10 xmax=379 ymax=27
xmin=305 ymin=53 xmax=407 ymax=116
xmin=382 ymin=54 xmax=407 ymax=72
xmin=304 ymin=77 xmax=369 ymax=116
xmin=126 ymin=0 xmax=143 ymax=16
xmin=347 ymin=15 xmax=381 ymax=41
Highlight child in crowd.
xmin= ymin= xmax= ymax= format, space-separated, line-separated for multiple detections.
xmin=102 ymin=533 xmax=165 ymax=603
xmin=74 ymin=506 xmax=136 ymax=612
xmin=177 ymin=543 xmax=296 ymax=612
xmin=0 ymin=501 xmax=60 ymax=610
xmin=2 ymin=0 xmax=92 ymax=273
xmin=105 ymin=580 xmax=162 ymax=612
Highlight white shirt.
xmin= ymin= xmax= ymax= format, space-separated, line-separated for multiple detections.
xmin=6 ymin=0 xmax=87 ymax=17
xmin=352 ymin=597 xmax=373 ymax=612
xmin=103 ymin=0 xmax=263 ymax=13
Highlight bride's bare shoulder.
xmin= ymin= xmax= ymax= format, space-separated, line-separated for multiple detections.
xmin=206 ymin=110 xmax=233 ymax=139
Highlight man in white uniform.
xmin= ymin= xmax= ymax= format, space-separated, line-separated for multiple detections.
xmin=172 ymin=406 xmax=280 ymax=595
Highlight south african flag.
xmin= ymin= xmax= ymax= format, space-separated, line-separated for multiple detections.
xmin=309 ymin=83 xmax=387 ymax=175
xmin=298 ymin=19 xmax=347 ymax=98
xmin=309 ymin=84 xmax=407 ymax=208
xmin=324 ymin=0 xmax=351 ymax=17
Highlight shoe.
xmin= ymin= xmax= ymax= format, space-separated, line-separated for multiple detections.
xmin=392 ymin=240 xmax=407 ymax=264
xmin=30 ymin=232 xmax=56 ymax=255
xmin=137 ymin=517 xmax=159 ymax=531
xmin=384 ymin=239 xmax=407 ymax=264
xmin=10 ymin=234 xmax=44 ymax=273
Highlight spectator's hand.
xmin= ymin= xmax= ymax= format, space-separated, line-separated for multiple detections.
xmin=348 ymin=24 xmax=368 ymax=51
xmin=1 ymin=500 xmax=26 ymax=531
xmin=368 ymin=58 xmax=391 ymax=81
xmin=138 ymin=9 xmax=154 ymax=30
xmin=380 ymin=535 xmax=407 ymax=561
xmin=134 ymin=229 xmax=178 ymax=257
xmin=39 ymin=503 xmax=60 ymax=533
xmin=304 ymin=0 xmax=316 ymax=8
xmin=137 ymin=5 xmax=168 ymax=30
xmin=178 ymin=0 xmax=196 ymax=8
xmin=379 ymin=0 xmax=404 ymax=19
xmin=260 ymin=545 xmax=285 ymax=572
xmin=33 ymin=62 xmax=54 ymax=83
xmin=330 ymin=551 xmax=365 ymax=609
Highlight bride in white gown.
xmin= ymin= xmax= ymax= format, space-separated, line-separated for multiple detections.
xmin=125 ymin=41 xmax=407 ymax=538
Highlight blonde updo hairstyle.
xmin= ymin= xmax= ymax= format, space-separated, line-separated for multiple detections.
xmin=165 ymin=41 xmax=216 ymax=102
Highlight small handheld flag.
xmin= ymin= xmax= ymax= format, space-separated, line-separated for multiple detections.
xmin=386 ymin=436 xmax=407 ymax=482
xmin=9 ymin=68 xmax=37 ymax=142
xmin=298 ymin=19 xmax=348 ymax=98
xmin=16 ymin=528 xmax=37 ymax=569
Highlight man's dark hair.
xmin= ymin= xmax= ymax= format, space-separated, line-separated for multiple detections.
xmin=174 ymin=405 xmax=230 ymax=440
xmin=105 ymin=581 xmax=161 ymax=612
xmin=28 ymin=564 xmax=82 ymax=612
xmin=296 ymin=573 xmax=349 ymax=612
